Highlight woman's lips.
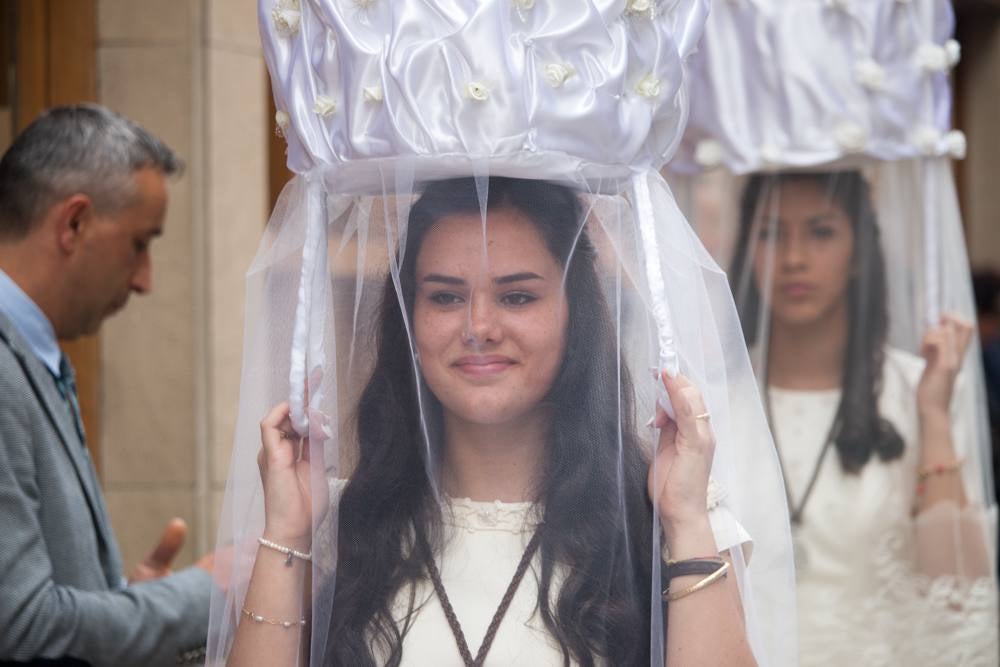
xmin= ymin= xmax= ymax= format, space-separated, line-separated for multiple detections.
xmin=779 ymin=282 xmax=814 ymax=299
xmin=453 ymin=355 xmax=516 ymax=377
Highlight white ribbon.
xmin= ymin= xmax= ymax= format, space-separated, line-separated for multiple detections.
xmin=632 ymin=171 xmax=679 ymax=417
xmin=922 ymin=162 xmax=941 ymax=328
xmin=288 ymin=177 xmax=329 ymax=434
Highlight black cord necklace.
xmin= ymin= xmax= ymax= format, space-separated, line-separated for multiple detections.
xmin=765 ymin=385 xmax=843 ymax=572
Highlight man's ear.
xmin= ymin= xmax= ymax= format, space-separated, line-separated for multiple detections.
xmin=52 ymin=194 xmax=94 ymax=254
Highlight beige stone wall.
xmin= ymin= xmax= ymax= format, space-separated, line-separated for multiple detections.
xmin=97 ymin=0 xmax=267 ymax=569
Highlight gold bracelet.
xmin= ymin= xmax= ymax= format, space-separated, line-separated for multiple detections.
xmin=663 ymin=561 xmax=730 ymax=602
xmin=241 ymin=606 xmax=306 ymax=629
xmin=917 ymin=458 xmax=964 ymax=482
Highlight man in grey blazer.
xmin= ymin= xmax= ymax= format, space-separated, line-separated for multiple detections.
xmin=0 ymin=106 xmax=213 ymax=666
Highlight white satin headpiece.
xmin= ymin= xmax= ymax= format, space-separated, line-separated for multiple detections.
xmin=672 ymin=0 xmax=964 ymax=174
xmin=262 ymin=0 xmax=708 ymax=188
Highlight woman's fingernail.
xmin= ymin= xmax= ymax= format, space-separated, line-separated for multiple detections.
xmin=645 ymin=415 xmax=656 ymax=429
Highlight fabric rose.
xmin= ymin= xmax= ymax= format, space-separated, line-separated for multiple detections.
xmin=544 ymin=64 xmax=575 ymax=88
xmin=635 ymin=74 xmax=662 ymax=98
xmin=314 ymin=96 xmax=337 ymax=117
xmin=466 ymin=82 xmax=490 ymax=101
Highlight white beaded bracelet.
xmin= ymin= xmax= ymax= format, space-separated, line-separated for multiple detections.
xmin=258 ymin=537 xmax=312 ymax=566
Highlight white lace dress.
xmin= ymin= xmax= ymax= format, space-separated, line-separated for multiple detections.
xmin=325 ymin=480 xmax=750 ymax=666
xmin=768 ymin=348 xmax=998 ymax=666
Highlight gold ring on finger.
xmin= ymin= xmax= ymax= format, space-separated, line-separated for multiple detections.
xmin=694 ymin=412 xmax=711 ymax=421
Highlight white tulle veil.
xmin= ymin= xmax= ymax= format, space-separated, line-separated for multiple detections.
xmin=207 ymin=2 xmax=797 ymax=665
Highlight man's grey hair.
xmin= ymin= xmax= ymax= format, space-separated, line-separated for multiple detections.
xmin=0 ymin=104 xmax=180 ymax=239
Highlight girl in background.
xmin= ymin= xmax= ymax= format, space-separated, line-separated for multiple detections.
xmin=730 ymin=170 xmax=996 ymax=665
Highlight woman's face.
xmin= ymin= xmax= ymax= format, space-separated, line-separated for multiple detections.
xmin=751 ymin=180 xmax=856 ymax=328
xmin=413 ymin=207 xmax=569 ymax=427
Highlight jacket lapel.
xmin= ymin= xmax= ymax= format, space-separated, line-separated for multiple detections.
xmin=0 ymin=313 xmax=121 ymax=582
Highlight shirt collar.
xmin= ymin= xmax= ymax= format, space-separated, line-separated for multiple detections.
xmin=0 ymin=268 xmax=62 ymax=376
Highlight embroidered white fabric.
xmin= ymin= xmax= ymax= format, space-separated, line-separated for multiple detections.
xmin=315 ymin=478 xmax=755 ymax=666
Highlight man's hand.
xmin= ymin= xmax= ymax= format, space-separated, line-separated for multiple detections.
xmin=128 ymin=517 xmax=187 ymax=583
xmin=198 ymin=545 xmax=236 ymax=593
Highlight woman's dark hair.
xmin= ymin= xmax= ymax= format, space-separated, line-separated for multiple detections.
xmin=730 ymin=170 xmax=903 ymax=473
xmin=323 ymin=177 xmax=657 ymax=665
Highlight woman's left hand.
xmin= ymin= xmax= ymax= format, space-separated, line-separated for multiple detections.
xmin=647 ymin=372 xmax=715 ymax=538
xmin=917 ymin=314 xmax=974 ymax=419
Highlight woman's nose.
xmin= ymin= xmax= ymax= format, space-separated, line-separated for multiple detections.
xmin=462 ymin=293 xmax=502 ymax=345
xmin=779 ymin=232 xmax=808 ymax=269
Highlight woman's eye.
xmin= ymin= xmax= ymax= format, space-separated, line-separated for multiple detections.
xmin=501 ymin=292 xmax=537 ymax=307
xmin=133 ymin=239 xmax=148 ymax=253
xmin=811 ymin=226 xmax=835 ymax=240
xmin=429 ymin=292 xmax=463 ymax=306
xmin=756 ymin=226 xmax=778 ymax=241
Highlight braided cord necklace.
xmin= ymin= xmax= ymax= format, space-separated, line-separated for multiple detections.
xmin=415 ymin=527 xmax=542 ymax=667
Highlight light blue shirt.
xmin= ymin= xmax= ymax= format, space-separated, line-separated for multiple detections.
xmin=0 ymin=268 xmax=61 ymax=376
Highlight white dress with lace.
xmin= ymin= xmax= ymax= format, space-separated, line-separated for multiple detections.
xmin=768 ymin=347 xmax=998 ymax=666
xmin=325 ymin=479 xmax=750 ymax=666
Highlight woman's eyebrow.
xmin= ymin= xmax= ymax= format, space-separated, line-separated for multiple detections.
xmin=422 ymin=272 xmax=545 ymax=285
xmin=806 ymin=212 xmax=837 ymax=226
xmin=423 ymin=273 xmax=465 ymax=285
xmin=495 ymin=272 xmax=544 ymax=285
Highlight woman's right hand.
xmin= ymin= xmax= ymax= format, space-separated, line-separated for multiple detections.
xmin=648 ymin=372 xmax=716 ymax=545
xmin=916 ymin=314 xmax=974 ymax=420
xmin=258 ymin=402 xmax=313 ymax=545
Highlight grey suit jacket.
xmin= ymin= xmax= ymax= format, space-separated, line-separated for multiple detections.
xmin=0 ymin=312 xmax=211 ymax=666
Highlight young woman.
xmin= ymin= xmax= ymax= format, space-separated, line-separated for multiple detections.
xmin=224 ymin=178 xmax=758 ymax=666
xmin=730 ymin=170 xmax=996 ymax=664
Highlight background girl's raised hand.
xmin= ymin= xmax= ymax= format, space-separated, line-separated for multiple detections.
xmin=917 ymin=314 xmax=974 ymax=419
xmin=647 ymin=372 xmax=716 ymax=538
xmin=258 ymin=401 xmax=314 ymax=546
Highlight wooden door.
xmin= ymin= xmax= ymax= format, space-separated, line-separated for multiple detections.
xmin=8 ymin=0 xmax=101 ymax=471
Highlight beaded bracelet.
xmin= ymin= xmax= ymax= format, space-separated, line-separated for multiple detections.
xmin=916 ymin=458 xmax=964 ymax=482
xmin=258 ymin=537 xmax=312 ymax=566
xmin=242 ymin=606 xmax=306 ymax=629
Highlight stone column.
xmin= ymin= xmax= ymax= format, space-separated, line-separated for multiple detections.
xmin=97 ymin=0 xmax=267 ymax=567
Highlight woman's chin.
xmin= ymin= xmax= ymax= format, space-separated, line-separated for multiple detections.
xmin=443 ymin=398 xmax=543 ymax=429
xmin=771 ymin=303 xmax=830 ymax=328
